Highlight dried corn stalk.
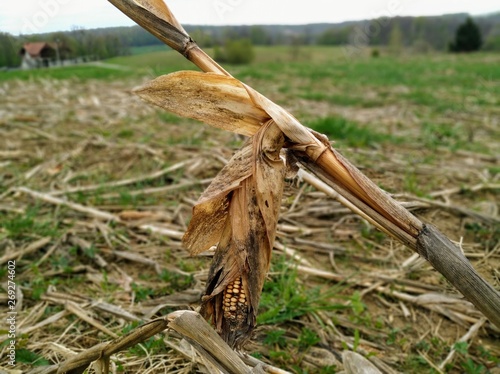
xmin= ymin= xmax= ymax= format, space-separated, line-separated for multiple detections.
xmin=112 ymin=0 xmax=500 ymax=338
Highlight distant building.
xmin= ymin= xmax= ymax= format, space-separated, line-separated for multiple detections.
xmin=19 ymin=42 xmax=71 ymax=69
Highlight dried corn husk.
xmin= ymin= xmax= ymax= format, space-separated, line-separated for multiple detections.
xmin=183 ymin=120 xmax=284 ymax=346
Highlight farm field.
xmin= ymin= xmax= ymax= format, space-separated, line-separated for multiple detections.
xmin=0 ymin=46 xmax=499 ymax=373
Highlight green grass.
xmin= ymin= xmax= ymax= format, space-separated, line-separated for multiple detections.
xmin=308 ymin=116 xmax=400 ymax=148
xmin=157 ymin=111 xmax=184 ymax=124
xmin=259 ymin=326 xmax=336 ymax=372
xmin=1 ymin=207 xmax=59 ymax=240
xmin=300 ymin=91 xmax=382 ymax=107
xmin=106 ymin=50 xmax=194 ymax=75
xmin=257 ymin=256 xmax=346 ymax=325
xmin=0 ymin=48 xmax=193 ymax=82
xmin=234 ymin=48 xmax=500 ymax=120
xmin=15 ymin=349 xmax=50 ymax=366
xmin=0 ymin=64 xmax=133 ymax=82
xmin=130 ymin=45 xmax=170 ymax=55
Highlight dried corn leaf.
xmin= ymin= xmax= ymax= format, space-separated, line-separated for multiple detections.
xmin=134 ymin=71 xmax=269 ymax=136
xmin=252 ymin=120 xmax=285 ymax=250
xmin=183 ymin=143 xmax=253 ymax=255
xmin=202 ymin=176 xmax=268 ymax=347
xmin=187 ymin=121 xmax=285 ymax=347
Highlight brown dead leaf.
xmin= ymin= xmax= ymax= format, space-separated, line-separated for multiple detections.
xmin=183 ymin=121 xmax=285 ymax=347
xmin=135 ymin=71 xmax=328 ymax=159
xmin=182 ymin=142 xmax=253 ymax=255
xmin=253 ymin=120 xmax=285 ymax=250
xmin=134 ymin=71 xmax=269 ymax=136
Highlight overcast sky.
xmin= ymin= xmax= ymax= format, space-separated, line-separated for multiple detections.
xmin=2 ymin=0 xmax=499 ymax=35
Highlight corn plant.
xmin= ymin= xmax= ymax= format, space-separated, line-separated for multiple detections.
xmin=104 ymin=1 xmax=500 ymax=346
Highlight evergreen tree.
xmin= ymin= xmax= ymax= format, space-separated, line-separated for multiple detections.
xmin=449 ymin=17 xmax=482 ymax=52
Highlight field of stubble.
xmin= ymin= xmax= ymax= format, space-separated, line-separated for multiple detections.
xmin=0 ymin=46 xmax=499 ymax=373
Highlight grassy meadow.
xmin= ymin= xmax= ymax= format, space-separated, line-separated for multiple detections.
xmin=0 ymin=46 xmax=499 ymax=373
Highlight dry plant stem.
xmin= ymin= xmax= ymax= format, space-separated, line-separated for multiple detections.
xmin=107 ymin=0 xmax=420 ymax=239
xmin=296 ymin=266 xmax=484 ymax=327
xmin=299 ymin=155 xmax=500 ymax=328
xmin=399 ymin=193 xmax=499 ymax=224
xmin=108 ymin=0 xmax=229 ymax=76
xmin=297 ymin=169 xmax=386 ymax=233
xmin=417 ymin=225 xmax=500 ymax=328
xmin=297 ymin=155 xmax=417 ymax=249
xmin=108 ymin=0 xmax=421 ymax=241
xmin=240 ymin=354 xmax=293 ymax=374
xmin=55 ymin=317 xmax=170 ymax=374
xmin=65 ymin=302 xmax=119 ymax=339
xmin=47 ymin=311 xmax=255 ymax=374
xmin=107 ymin=0 xmax=397 ymax=225
xmin=418 ymin=351 xmax=445 ymax=374
xmin=429 ymin=182 xmax=500 ymax=198
xmin=168 ymin=311 xmax=253 ymax=374
xmin=316 ymin=149 xmax=422 ymax=237
xmin=48 ymin=160 xmax=189 ymax=196
xmin=342 ymin=351 xmax=383 ymax=374
xmin=18 ymin=187 xmax=117 ymax=221
xmin=0 ymin=237 xmax=51 ymax=265
xmin=46 ymin=311 xmax=256 ymax=374
xmin=16 ymin=187 xmax=187 ymax=242
xmin=15 ymin=310 xmax=68 ymax=337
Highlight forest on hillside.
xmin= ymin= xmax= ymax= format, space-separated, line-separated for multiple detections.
xmin=1 ymin=12 xmax=499 ymax=68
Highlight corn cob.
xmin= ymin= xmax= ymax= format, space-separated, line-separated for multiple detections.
xmin=222 ymin=277 xmax=247 ymax=322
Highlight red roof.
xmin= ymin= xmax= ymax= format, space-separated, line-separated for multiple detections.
xmin=21 ymin=42 xmax=56 ymax=57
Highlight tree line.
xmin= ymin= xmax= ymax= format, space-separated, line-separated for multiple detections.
xmin=0 ymin=28 xmax=128 ymax=68
xmin=1 ymin=12 xmax=498 ymax=68
xmin=317 ymin=14 xmax=498 ymax=52
xmin=199 ymin=13 xmax=498 ymax=52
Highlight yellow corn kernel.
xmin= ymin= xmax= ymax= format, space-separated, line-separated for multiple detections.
xmin=223 ymin=277 xmax=247 ymax=321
